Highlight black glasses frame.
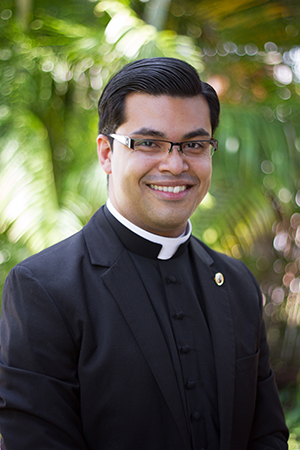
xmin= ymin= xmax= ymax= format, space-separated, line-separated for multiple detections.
xmin=109 ymin=134 xmax=218 ymax=157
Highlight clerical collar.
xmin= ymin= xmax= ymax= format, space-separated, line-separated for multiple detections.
xmin=106 ymin=198 xmax=191 ymax=260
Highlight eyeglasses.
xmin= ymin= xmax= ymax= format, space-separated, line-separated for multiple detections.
xmin=109 ymin=134 xmax=218 ymax=158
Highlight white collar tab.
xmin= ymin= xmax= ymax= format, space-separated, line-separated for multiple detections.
xmin=106 ymin=198 xmax=192 ymax=260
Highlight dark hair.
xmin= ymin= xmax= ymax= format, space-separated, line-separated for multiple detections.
xmin=98 ymin=57 xmax=220 ymax=136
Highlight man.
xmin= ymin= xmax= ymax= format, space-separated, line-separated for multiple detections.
xmin=0 ymin=57 xmax=288 ymax=449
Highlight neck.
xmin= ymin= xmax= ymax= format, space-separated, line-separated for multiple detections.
xmin=106 ymin=198 xmax=192 ymax=260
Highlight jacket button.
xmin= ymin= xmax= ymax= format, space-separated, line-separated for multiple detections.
xmin=173 ymin=311 xmax=186 ymax=320
xmin=186 ymin=380 xmax=196 ymax=389
xmin=180 ymin=345 xmax=191 ymax=354
xmin=191 ymin=411 xmax=201 ymax=421
xmin=166 ymin=275 xmax=177 ymax=284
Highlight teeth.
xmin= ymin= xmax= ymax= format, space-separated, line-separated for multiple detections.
xmin=150 ymin=184 xmax=187 ymax=193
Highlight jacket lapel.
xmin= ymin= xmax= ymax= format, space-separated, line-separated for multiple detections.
xmin=190 ymin=238 xmax=236 ymax=450
xmin=83 ymin=208 xmax=191 ymax=449
xmin=101 ymin=251 xmax=191 ymax=450
xmin=84 ymin=208 xmax=235 ymax=450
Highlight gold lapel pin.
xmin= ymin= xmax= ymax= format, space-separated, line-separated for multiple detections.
xmin=214 ymin=272 xmax=224 ymax=286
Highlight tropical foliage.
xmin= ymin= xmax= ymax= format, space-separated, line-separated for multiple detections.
xmin=1 ymin=0 xmax=300 ymax=443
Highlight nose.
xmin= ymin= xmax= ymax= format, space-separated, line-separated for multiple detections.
xmin=158 ymin=145 xmax=189 ymax=175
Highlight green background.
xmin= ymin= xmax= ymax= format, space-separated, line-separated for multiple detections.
xmin=1 ymin=0 xmax=300 ymax=444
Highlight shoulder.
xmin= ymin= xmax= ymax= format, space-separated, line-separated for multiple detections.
xmin=191 ymin=235 xmax=252 ymax=271
xmin=5 ymin=208 xmax=108 ymax=293
xmin=14 ymin=227 xmax=85 ymax=277
xmin=12 ymin=206 xmax=108 ymax=271
xmin=3 ymin=230 xmax=85 ymax=311
xmin=191 ymin=237 xmax=264 ymax=341
xmin=191 ymin=235 xmax=261 ymax=300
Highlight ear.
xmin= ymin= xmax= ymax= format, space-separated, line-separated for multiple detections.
xmin=97 ymin=134 xmax=112 ymax=174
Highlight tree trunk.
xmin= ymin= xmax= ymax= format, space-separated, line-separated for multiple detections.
xmin=15 ymin=0 xmax=33 ymax=29
xmin=144 ymin=0 xmax=171 ymax=31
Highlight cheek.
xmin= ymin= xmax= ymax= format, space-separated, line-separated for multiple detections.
xmin=206 ymin=164 xmax=213 ymax=181
xmin=196 ymin=160 xmax=212 ymax=180
xmin=111 ymin=158 xmax=147 ymax=195
xmin=122 ymin=158 xmax=155 ymax=183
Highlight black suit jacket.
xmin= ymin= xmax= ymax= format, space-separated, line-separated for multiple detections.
xmin=0 ymin=207 xmax=288 ymax=449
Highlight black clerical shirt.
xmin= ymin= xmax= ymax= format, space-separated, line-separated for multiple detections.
xmin=105 ymin=207 xmax=220 ymax=450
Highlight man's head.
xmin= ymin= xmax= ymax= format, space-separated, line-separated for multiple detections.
xmin=98 ymin=57 xmax=220 ymax=136
xmin=97 ymin=57 xmax=220 ymax=237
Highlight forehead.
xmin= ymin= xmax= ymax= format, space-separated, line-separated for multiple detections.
xmin=120 ymin=93 xmax=212 ymax=137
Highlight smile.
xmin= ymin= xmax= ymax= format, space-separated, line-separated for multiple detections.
xmin=149 ymin=184 xmax=188 ymax=193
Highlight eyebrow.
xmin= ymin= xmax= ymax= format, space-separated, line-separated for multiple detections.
xmin=131 ymin=128 xmax=165 ymax=138
xmin=182 ymin=128 xmax=211 ymax=139
xmin=131 ymin=127 xmax=211 ymax=140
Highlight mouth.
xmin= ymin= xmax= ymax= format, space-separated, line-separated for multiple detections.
xmin=149 ymin=184 xmax=189 ymax=193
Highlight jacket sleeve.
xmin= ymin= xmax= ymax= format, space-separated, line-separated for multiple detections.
xmin=247 ymin=319 xmax=289 ymax=450
xmin=0 ymin=265 xmax=88 ymax=450
xmin=240 ymin=268 xmax=289 ymax=450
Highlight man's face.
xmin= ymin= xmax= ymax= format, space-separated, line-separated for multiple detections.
xmin=98 ymin=93 xmax=213 ymax=237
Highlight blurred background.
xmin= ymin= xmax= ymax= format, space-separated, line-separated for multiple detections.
xmin=0 ymin=0 xmax=300 ymax=444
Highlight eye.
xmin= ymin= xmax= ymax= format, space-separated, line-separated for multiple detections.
xmin=140 ymin=140 xmax=155 ymax=146
xmin=183 ymin=141 xmax=208 ymax=151
xmin=134 ymin=139 xmax=162 ymax=151
xmin=185 ymin=141 xmax=203 ymax=149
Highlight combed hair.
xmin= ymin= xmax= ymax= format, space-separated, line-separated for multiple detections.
xmin=98 ymin=57 xmax=220 ymax=135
